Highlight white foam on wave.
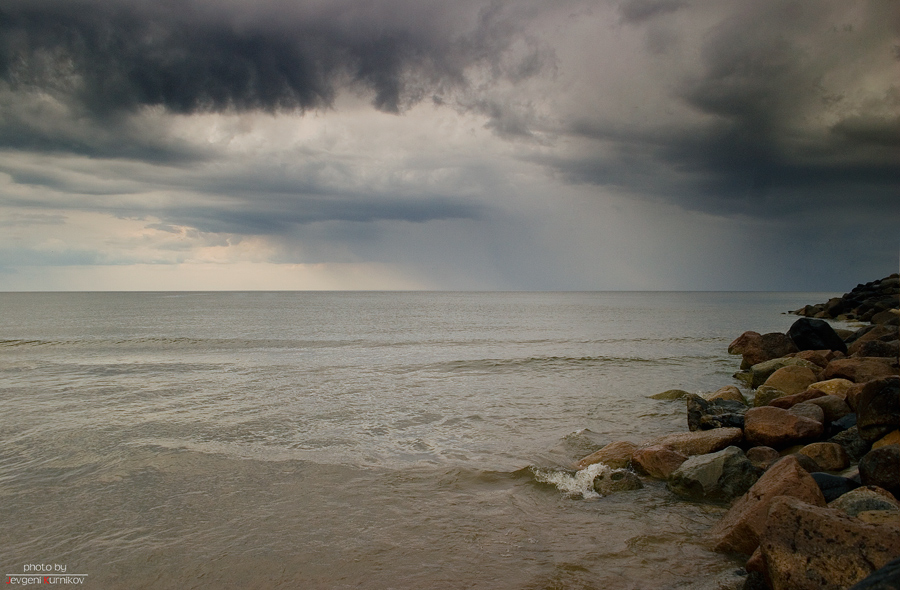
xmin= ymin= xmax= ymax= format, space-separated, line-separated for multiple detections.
xmin=532 ymin=462 xmax=610 ymax=499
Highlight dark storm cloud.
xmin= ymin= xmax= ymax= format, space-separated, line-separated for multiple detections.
xmin=553 ymin=0 xmax=900 ymax=220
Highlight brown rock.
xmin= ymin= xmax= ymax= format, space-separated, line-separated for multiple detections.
xmin=846 ymin=381 xmax=868 ymax=411
xmin=850 ymin=339 xmax=900 ymax=358
xmin=709 ymin=456 xmax=826 ymax=555
xmin=789 ymin=349 xmax=832 ymax=368
xmin=873 ymin=430 xmax=900 ymax=450
xmin=859 ymin=445 xmax=900 ymax=498
xmin=857 ymin=510 xmax=900 ymax=526
xmin=740 ymin=357 xmax=822 ymax=389
xmin=759 ymin=496 xmax=900 ymax=589
xmin=763 ymin=365 xmax=819 ymax=395
xmin=646 ymin=427 xmax=744 ymax=457
xmin=705 ymin=385 xmax=746 ymax=404
xmin=808 ymin=378 xmax=855 ymax=400
xmin=768 ymin=388 xmax=826 ymax=409
xmin=857 ymin=377 xmax=900 ymax=443
xmin=744 ymin=406 xmax=825 ymax=448
xmin=631 ymin=444 xmax=688 ymax=479
xmin=788 ymin=401 xmax=826 ymax=424
xmin=753 ymin=385 xmax=789 ymax=407
xmin=799 ymin=442 xmax=850 ymax=471
xmin=575 ymin=440 xmax=638 ymax=470
xmin=746 ymin=446 xmax=780 ymax=471
xmin=828 ymin=486 xmax=900 ymax=517
xmin=729 ymin=331 xmax=799 ymax=369
xmin=823 ymin=358 xmax=899 ymax=383
xmin=805 ymin=394 xmax=852 ymax=423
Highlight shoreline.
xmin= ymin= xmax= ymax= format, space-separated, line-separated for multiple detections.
xmin=574 ymin=273 xmax=900 ymax=589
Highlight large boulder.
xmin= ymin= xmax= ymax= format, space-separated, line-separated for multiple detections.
xmin=736 ymin=357 xmax=821 ymax=389
xmin=754 ymin=385 xmax=789 ymax=407
xmin=746 ymin=446 xmax=781 ymax=471
xmin=806 ymin=394 xmax=852 ymax=423
xmin=666 ymin=446 xmax=760 ymax=503
xmin=859 ymin=445 xmax=900 ymax=498
xmin=576 ymin=440 xmax=638 ymax=470
xmin=709 ymin=456 xmax=826 ymax=555
xmin=847 ymin=557 xmax=900 ymax=590
xmin=874 ymin=431 xmax=900 ymax=450
xmin=744 ymin=406 xmax=824 ymax=448
xmin=856 ymin=377 xmax=900 ymax=443
xmin=729 ymin=331 xmax=799 ymax=369
xmin=798 ymin=442 xmax=850 ymax=472
xmin=789 ymin=401 xmax=826 ymax=424
xmin=631 ymin=444 xmax=688 ymax=479
xmin=789 ymin=317 xmax=849 ymax=354
xmin=650 ymin=389 xmax=692 ymax=400
xmin=686 ymin=394 xmax=747 ymax=432
xmin=592 ymin=468 xmax=643 ymax=495
xmin=828 ymin=426 xmax=873 ymax=462
xmin=646 ymin=427 xmax=744 ymax=457
xmin=769 ymin=388 xmax=826 ymax=409
xmin=759 ymin=497 xmax=900 ymax=590
xmin=705 ymin=385 xmax=747 ymax=404
xmin=808 ymin=378 xmax=855 ymax=400
xmin=829 ymin=486 xmax=900 ymax=517
xmin=763 ymin=365 xmax=819 ymax=396
xmin=812 ymin=473 xmax=861 ymax=502
xmin=851 ymin=339 xmax=900 ymax=358
xmin=823 ymin=358 xmax=899 ymax=383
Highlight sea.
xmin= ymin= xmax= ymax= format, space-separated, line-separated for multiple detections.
xmin=0 ymin=291 xmax=837 ymax=589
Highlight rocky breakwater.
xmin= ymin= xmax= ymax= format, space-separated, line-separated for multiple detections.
xmin=575 ymin=276 xmax=900 ymax=589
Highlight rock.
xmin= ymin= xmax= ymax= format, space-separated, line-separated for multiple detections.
xmin=736 ymin=357 xmax=822 ymax=389
xmin=592 ymin=468 xmax=643 ymax=494
xmin=857 ymin=511 xmax=900 ymax=527
xmin=763 ymin=365 xmax=819 ymax=395
xmin=759 ymin=496 xmax=900 ymax=590
xmin=849 ymin=324 xmax=900 ymax=346
xmin=791 ymin=452 xmax=822 ymax=474
xmin=788 ymin=317 xmax=849 ymax=354
xmin=809 ymin=378 xmax=855 ymax=400
xmin=576 ymin=440 xmax=638 ymax=470
xmin=753 ymin=385 xmax=789 ymax=407
xmin=874 ymin=431 xmax=900 ymax=450
xmin=823 ymin=358 xmax=899 ymax=383
xmin=650 ymin=389 xmax=692 ymax=400
xmin=666 ymin=446 xmax=761 ymax=503
xmin=872 ymin=309 xmax=900 ymax=325
xmin=847 ymin=556 xmax=900 ymax=590
xmin=646 ymin=427 xmax=744 ymax=457
xmin=829 ymin=426 xmax=873 ymax=462
xmin=746 ymin=446 xmax=781 ymax=471
xmin=806 ymin=394 xmax=852 ymax=423
xmin=769 ymin=388 xmax=826 ymax=409
xmin=744 ymin=406 xmax=824 ymax=448
xmin=857 ymin=377 xmax=900 ymax=442
xmin=813 ymin=472 xmax=862 ymax=502
xmin=705 ymin=385 xmax=747 ymax=404
xmin=789 ymin=349 xmax=834 ymax=369
xmin=831 ymin=412 xmax=858 ymax=433
xmin=829 ymin=486 xmax=900 ymax=517
xmin=729 ymin=331 xmax=799 ymax=369
xmin=799 ymin=442 xmax=850 ymax=472
xmin=789 ymin=401 xmax=826 ymax=424
xmin=686 ymin=394 xmax=747 ymax=432
xmin=631 ymin=444 xmax=688 ymax=479
xmin=710 ymin=456 xmax=826 ymax=555
xmin=859 ymin=445 xmax=900 ymax=498
xmin=851 ymin=339 xmax=900 ymax=358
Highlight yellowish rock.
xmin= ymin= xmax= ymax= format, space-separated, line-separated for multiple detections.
xmin=808 ymin=378 xmax=855 ymax=400
xmin=705 ymin=385 xmax=747 ymax=404
xmin=873 ymin=430 xmax=900 ymax=450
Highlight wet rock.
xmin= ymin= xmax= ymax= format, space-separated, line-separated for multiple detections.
xmin=813 ymin=472 xmax=862 ymax=502
xmin=686 ymin=394 xmax=747 ymax=432
xmin=823 ymin=358 xmax=899 ymax=384
xmin=763 ymin=365 xmax=819 ymax=396
xmin=647 ymin=427 xmax=744 ymax=457
xmin=576 ymin=440 xmax=637 ymax=470
xmin=736 ymin=357 xmax=821 ymax=389
xmin=806 ymin=394 xmax=852 ymax=423
xmin=789 ymin=317 xmax=849 ymax=354
xmin=753 ymin=385 xmax=788 ymax=407
xmin=729 ymin=331 xmax=799 ymax=369
xmin=592 ymin=468 xmax=643 ymax=495
xmin=857 ymin=377 xmax=900 ymax=442
xmin=650 ymin=389 xmax=692 ymax=400
xmin=744 ymin=406 xmax=824 ymax=448
xmin=873 ymin=431 xmax=900 ymax=450
xmin=769 ymin=388 xmax=826 ymax=409
xmin=631 ymin=444 xmax=688 ymax=479
xmin=809 ymin=378 xmax=855 ymax=400
xmin=666 ymin=446 xmax=761 ymax=503
xmin=799 ymin=442 xmax=850 ymax=472
xmin=746 ymin=446 xmax=780 ymax=471
xmin=859 ymin=445 xmax=900 ymax=498
xmin=710 ymin=456 xmax=826 ymax=555
xmin=829 ymin=486 xmax=900 ymax=517
xmin=705 ymin=385 xmax=747 ymax=404
xmin=828 ymin=426 xmax=872 ymax=462
xmin=847 ymin=556 xmax=900 ymax=590
xmin=759 ymin=496 xmax=900 ymax=590
xmin=789 ymin=401 xmax=825 ymax=425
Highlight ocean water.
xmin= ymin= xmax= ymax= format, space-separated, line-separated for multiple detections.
xmin=0 ymin=291 xmax=834 ymax=589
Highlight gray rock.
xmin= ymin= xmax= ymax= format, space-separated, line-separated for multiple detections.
xmin=812 ymin=472 xmax=861 ymax=502
xmin=829 ymin=425 xmax=872 ymax=462
xmin=592 ymin=468 xmax=643 ymax=495
xmin=686 ymin=394 xmax=747 ymax=432
xmin=650 ymin=388 xmax=692 ymax=400
xmin=859 ymin=445 xmax=900 ymax=498
xmin=829 ymin=486 xmax=900 ymax=517
xmin=857 ymin=377 xmax=900 ymax=443
xmin=789 ymin=401 xmax=826 ymax=424
xmin=666 ymin=446 xmax=760 ymax=503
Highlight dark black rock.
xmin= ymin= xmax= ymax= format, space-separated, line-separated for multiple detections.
xmin=848 ymin=556 xmax=900 ymax=590
xmin=788 ymin=317 xmax=848 ymax=354
xmin=859 ymin=444 xmax=900 ymax=499
xmin=856 ymin=377 xmax=900 ymax=442
xmin=829 ymin=413 xmax=857 ymax=435
xmin=811 ymin=472 xmax=861 ymax=502
xmin=828 ymin=425 xmax=872 ymax=463
xmin=686 ymin=394 xmax=747 ymax=432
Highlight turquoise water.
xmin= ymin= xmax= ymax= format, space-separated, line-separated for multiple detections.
xmin=0 ymin=291 xmax=832 ymax=589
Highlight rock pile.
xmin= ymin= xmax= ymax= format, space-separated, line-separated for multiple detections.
xmin=576 ymin=284 xmax=900 ymax=590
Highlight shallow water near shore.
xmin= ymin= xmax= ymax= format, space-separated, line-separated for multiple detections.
xmin=1 ymin=291 xmax=836 ymax=588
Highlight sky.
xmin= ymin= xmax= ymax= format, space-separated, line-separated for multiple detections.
xmin=0 ymin=0 xmax=898 ymax=291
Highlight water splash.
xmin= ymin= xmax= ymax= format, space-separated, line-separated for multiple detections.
xmin=531 ymin=463 xmax=611 ymax=499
